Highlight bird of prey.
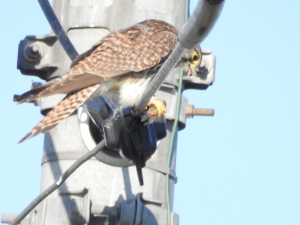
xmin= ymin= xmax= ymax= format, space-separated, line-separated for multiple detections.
xmin=17 ymin=19 xmax=202 ymax=143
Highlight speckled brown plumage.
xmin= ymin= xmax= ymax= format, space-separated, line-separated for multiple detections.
xmin=18 ymin=85 xmax=98 ymax=143
xmin=18 ymin=19 xmax=201 ymax=143
xmin=21 ymin=20 xmax=178 ymax=102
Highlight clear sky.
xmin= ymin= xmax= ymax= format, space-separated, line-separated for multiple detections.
xmin=1 ymin=1 xmax=299 ymax=225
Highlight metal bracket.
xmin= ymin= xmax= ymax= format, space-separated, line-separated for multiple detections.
xmin=182 ymin=49 xmax=216 ymax=90
xmin=79 ymin=96 xmax=167 ymax=185
xmin=17 ymin=34 xmax=59 ymax=80
xmin=91 ymin=193 xmax=152 ymax=225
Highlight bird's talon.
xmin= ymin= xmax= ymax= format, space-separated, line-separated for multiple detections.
xmin=143 ymin=100 xmax=166 ymax=123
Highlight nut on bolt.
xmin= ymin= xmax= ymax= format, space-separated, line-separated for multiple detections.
xmin=186 ymin=105 xmax=214 ymax=118
xmin=23 ymin=43 xmax=43 ymax=62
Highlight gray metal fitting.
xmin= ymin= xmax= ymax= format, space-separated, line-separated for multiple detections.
xmin=17 ymin=34 xmax=59 ymax=80
xmin=23 ymin=43 xmax=43 ymax=62
xmin=182 ymin=49 xmax=216 ymax=90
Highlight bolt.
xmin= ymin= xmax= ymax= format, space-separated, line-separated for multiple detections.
xmin=31 ymin=44 xmax=39 ymax=52
xmin=186 ymin=105 xmax=214 ymax=118
xmin=23 ymin=43 xmax=43 ymax=62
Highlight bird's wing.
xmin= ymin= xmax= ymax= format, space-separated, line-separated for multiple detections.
xmin=19 ymin=20 xmax=178 ymax=102
xmin=21 ymin=72 xmax=109 ymax=102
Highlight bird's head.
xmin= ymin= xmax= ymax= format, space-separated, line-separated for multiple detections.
xmin=178 ymin=46 xmax=202 ymax=76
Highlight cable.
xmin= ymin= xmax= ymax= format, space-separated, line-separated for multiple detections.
xmin=135 ymin=0 xmax=224 ymax=114
xmin=178 ymin=0 xmax=225 ymax=49
xmin=38 ymin=0 xmax=78 ymax=61
xmin=9 ymin=140 xmax=106 ymax=225
xmin=134 ymin=43 xmax=186 ymax=112
xmin=165 ymin=70 xmax=184 ymax=225
xmin=165 ymin=0 xmax=190 ymax=222
xmin=164 ymin=1 xmax=225 ymax=223
xmin=164 ymin=0 xmax=189 ymax=222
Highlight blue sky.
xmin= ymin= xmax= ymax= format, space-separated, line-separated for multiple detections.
xmin=1 ymin=1 xmax=300 ymax=225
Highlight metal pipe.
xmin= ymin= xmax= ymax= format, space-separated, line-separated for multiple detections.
xmin=134 ymin=0 xmax=225 ymax=112
xmin=38 ymin=0 xmax=78 ymax=61
xmin=9 ymin=140 xmax=106 ymax=225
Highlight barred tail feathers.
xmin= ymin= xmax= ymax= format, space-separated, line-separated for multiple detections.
xmin=18 ymin=85 xmax=98 ymax=143
xmin=16 ymin=76 xmax=66 ymax=104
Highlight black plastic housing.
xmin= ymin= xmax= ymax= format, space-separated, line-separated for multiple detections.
xmin=83 ymin=97 xmax=167 ymax=185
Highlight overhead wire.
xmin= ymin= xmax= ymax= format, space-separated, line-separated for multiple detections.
xmin=37 ymin=0 xmax=78 ymax=61
xmin=165 ymin=1 xmax=190 ymax=224
xmin=9 ymin=140 xmax=106 ymax=225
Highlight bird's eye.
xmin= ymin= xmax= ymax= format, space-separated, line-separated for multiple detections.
xmin=192 ymin=52 xmax=199 ymax=62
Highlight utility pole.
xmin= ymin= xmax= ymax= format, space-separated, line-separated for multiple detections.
xmin=2 ymin=0 xmax=224 ymax=224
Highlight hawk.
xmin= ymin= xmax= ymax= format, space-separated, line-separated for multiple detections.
xmin=17 ymin=20 xmax=202 ymax=143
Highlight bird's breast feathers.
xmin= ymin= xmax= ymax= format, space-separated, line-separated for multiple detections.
xmin=91 ymin=71 xmax=154 ymax=108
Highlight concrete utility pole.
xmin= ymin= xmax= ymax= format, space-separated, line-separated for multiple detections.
xmin=2 ymin=0 xmax=224 ymax=224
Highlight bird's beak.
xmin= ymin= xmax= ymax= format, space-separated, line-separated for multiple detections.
xmin=185 ymin=64 xmax=192 ymax=76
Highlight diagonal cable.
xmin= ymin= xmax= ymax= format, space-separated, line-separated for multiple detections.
xmin=134 ymin=0 xmax=225 ymax=112
xmin=10 ymin=140 xmax=106 ymax=225
xmin=38 ymin=0 xmax=78 ymax=61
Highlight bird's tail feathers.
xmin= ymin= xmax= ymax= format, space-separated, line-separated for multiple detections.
xmin=16 ymin=75 xmax=67 ymax=104
xmin=18 ymin=85 xmax=98 ymax=143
